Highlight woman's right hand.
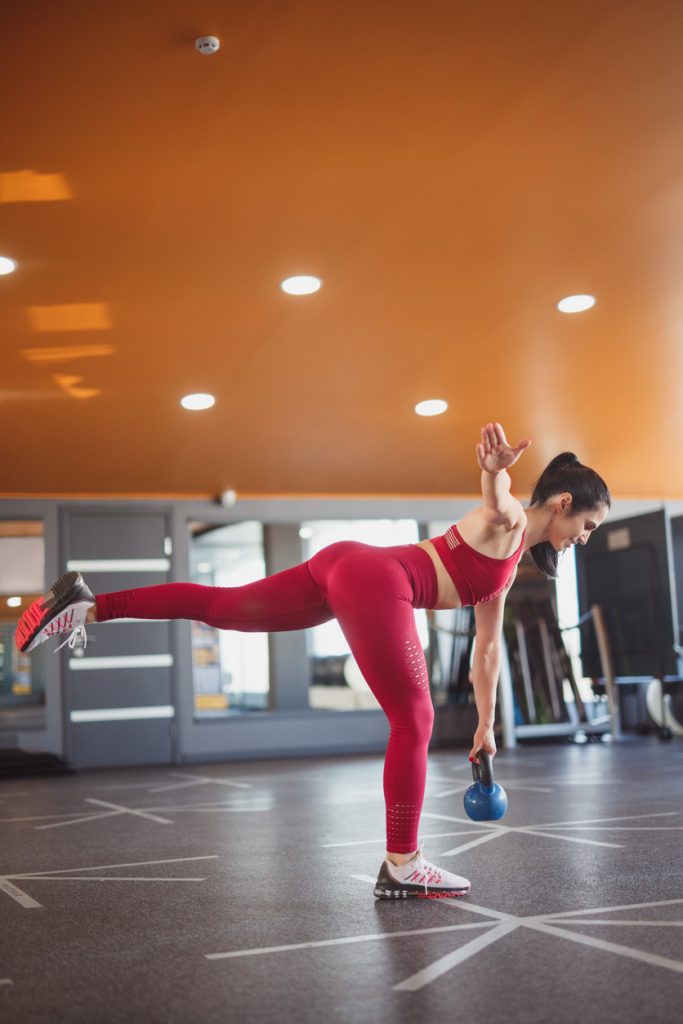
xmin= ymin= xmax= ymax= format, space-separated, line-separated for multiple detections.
xmin=469 ymin=724 xmax=496 ymax=765
xmin=476 ymin=422 xmax=532 ymax=474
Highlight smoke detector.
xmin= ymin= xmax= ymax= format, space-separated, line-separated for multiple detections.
xmin=195 ymin=36 xmax=220 ymax=55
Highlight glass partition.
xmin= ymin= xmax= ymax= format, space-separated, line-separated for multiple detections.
xmin=301 ymin=520 xmax=429 ymax=711
xmin=0 ymin=521 xmax=47 ymax=730
xmin=188 ymin=520 xmax=269 ymax=718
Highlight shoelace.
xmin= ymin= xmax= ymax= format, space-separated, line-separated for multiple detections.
xmin=397 ymin=841 xmax=443 ymax=893
xmin=413 ymin=853 xmax=443 ymax=892
xmin=55 ymin=624 xmax=89 ymax=652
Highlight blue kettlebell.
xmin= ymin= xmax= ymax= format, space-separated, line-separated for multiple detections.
xmin=463 ymin=749 xmax=508 ymax=821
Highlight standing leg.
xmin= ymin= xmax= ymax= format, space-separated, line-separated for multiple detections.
xmin=318 ymin=547 xmax=435 ymax=855
xmin=318 ymin=545 xmax=471 ymax=898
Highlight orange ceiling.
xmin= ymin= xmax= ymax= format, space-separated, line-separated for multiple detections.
xmin=2 ymin=0 xmax=682 ymax=500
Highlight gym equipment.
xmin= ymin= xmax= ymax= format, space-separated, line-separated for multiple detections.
xmin=646 ymin=677 xmax=683 ymax=741
xmin=463 ymin=749 xmax=508 ymax=821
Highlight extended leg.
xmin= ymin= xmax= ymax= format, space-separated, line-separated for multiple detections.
xmin=16 ymin=562 xmax=334 ymax=652
xmin=95 ymin=561 xmax=334 ymax=632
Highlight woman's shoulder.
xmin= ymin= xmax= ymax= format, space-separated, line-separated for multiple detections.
xmin=456 ymin=505 xmax=527 ymax=558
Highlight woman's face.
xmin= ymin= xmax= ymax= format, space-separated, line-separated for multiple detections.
xmin=550 ymin=495 xmax=609 ymax=551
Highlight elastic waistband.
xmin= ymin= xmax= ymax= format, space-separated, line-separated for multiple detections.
xmin=393 ymin=544 xmax=439 ymax=609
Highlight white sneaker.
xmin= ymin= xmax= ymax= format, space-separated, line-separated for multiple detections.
xmin=374 ymin=840 xmax=471 ymax=900
xmin=15 ymin=572 xmax=95 ymax=653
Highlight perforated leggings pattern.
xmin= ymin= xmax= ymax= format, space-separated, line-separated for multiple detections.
xmin=96 ymin=540 xmax=439 ymax=853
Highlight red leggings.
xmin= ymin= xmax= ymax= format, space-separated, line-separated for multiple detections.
xmin=96 ymin=541 xmax=439 ymax=853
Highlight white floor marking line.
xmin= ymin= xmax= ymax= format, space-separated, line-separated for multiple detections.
xmin=0 ymin=878 xmax=43 ymax=909
xmin=0 ymin=798 xmax=272 ymax=831
xmin=12 ymin=876 xmax=208 ymax=882
xmin=92 ymin=781 xmax=175 ymax=790
xmin=0 ymin=979 xmax=13 ymax=986
xmin=436 ymin=898 xmax=518 ymax=922
xmin=86 ymin=798 xmax=175 ymax=823
xmin=153 ymin=801 xmax=270 ymax=812
xmin=496 ymin=784 xmax=556 ymax=793
xmin=206 ymin=921 xmax=496 ymax=960
xmin=527 ymin=811 xmax=681 ymax=829
xmin=442 ymin=830 xmax=510 ymax=857
xmin=496 ymin=775 xmax=624 ymax=787
xmin=88 ymin=772 xmax=325 ymax=795
xmin=393 ymin=922 xmax=520 ymax=992
xmin=534 ymin=825 xmax=683 ymax=832
xmin=557 ymin=919 xmax=683 ymax=927
xmin=0 ymin=810 xmax=118 ymax=825
xmin=421 ymin=811 xmax=497 ymax=826
xmin=538 ymin=896 xmax=683 ymax=921
xmin=34 ymin=799 xmax=173 ymax=829
xmin=1 ymin=855 xmax=219 ymax=909
xmin=0 ymin=803 xmax=269 ymax=826
xmin=147 ymin=772 xmax=253 ymax=793
xmin=36 ymin=811 xmax=123 ymax=830
xmin=12 ymin=855 xmax=219 ymax=876
xmin=525 ymin=921 xmax=683 ymax=975
xmin=515 ymin=829 xmax=623 ymax=849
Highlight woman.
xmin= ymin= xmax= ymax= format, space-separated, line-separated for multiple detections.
xmin=15 ymin=422 xmax=611 ymax=900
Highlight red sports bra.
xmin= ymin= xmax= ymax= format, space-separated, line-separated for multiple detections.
xmin=428 ymin=523 xmax=526 ymax=606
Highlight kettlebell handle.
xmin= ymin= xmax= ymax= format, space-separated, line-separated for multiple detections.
xmin=471 ymin=748 xmax=494 ymax=786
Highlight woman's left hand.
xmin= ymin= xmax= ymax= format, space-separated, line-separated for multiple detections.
xmin=476 ymin=422 xmax=532 ymax=473
xmin=469 ymin=724 xmax=496 ymax=764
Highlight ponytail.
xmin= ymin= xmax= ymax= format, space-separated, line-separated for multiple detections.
xmin=527 ymin=452 xmax=611 ymax=579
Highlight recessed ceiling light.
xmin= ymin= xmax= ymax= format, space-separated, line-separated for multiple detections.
xmin=415 ymin=399 xmax=448 ymax=417
xmin=280 ymin=276 xmax=322 ymax=295
xmin=557 ymin=294 xmax=596 ymax=314
xmin=7 ymin=597 xmax=22 ymax=608
xmin=181 ymin=393 xmax=215 ymax=411
xmin=0 ymin=256 xmax=17 ymax=275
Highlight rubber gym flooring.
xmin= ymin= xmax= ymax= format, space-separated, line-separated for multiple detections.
xmin=1 ymin=737 xmax=681 ymax=1023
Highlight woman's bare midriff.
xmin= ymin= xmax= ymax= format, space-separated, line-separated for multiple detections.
xmin=416 ymin=540 xmax=464 ymax=609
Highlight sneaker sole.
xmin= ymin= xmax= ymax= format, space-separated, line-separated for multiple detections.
xmin=374 ymin=885 xmax=470 ymax=900
xmin=16 ymin=572 xmax=94 ymax=653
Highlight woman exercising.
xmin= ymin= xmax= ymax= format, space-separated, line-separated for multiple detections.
xmin=16 ymin=422 xmax=610 ymax=900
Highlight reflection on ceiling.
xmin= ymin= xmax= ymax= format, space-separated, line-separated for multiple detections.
xmin=54 ymin=374 xmax=102 ymax=400
xmin=0 ymin=169 xmax=73 ymax=203
xmin=26 ymin=304 xmax=112 ymax=333
xmin=23 ymin=343 xmax=115 ymax=364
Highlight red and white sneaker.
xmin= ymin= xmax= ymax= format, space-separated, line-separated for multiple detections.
xmin=374 ymin=840 xmax=471 ymax=900
xmin=15 ymin=572 xmax=95 ymax=653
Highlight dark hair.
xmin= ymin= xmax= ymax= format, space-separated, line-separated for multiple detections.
xmin=526 ymin=453 xmax=611 ymax=579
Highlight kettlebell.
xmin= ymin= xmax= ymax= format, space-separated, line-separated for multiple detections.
xmin=463 ymin=749 xmax=508 ymax=821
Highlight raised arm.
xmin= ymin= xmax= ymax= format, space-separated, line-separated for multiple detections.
xmin=476 ymin=422 xmax=531 ymax=529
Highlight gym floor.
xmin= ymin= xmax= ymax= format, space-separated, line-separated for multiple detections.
xmin=1 ymin=737 xmax=681 ymax=1023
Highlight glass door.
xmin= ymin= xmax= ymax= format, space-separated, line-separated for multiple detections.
xmin=0 ymin=520 xmax=47 ymax=732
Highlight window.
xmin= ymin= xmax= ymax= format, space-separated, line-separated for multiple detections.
xmin=301 ymin=520 xmax=429 ymax=711
xmin=188 ymin=521 xmax=269 ymax=717
xmin=0 ymin=521 xmax=46 ymax=730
